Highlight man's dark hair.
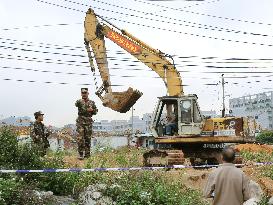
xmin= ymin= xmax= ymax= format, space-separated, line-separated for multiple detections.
xmin=222 ymin=147 xmax=235 ymax=163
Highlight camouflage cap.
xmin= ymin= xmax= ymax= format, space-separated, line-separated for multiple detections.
xmin=34 ymin=111 xmax=44 ymax=117
xmin=81 ymin=88 xmax=88 ymax=93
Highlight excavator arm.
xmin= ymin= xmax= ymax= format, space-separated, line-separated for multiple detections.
xmin=84 ymin=8 xmax=183 ymax=113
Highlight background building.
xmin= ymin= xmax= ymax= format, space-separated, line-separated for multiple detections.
xmin=201 ymin=110 xmax=218 ymax=118
xmin=93 ymin=113 xmax=153 ymax=135
xmin=229 ymin=91 xmax=273 ymax=130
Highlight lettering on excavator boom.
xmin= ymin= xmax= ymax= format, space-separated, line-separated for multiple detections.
xmin=107 ymin=31 xmax=142 ymax=54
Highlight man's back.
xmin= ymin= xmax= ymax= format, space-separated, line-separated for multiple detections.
xmin=204 ymin=163 xmax=250 ymax=205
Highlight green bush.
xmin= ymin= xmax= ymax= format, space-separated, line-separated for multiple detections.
xmin=0 ymin=127 xmax=42 ymax=170
xmin=257 ymin=195 xmax=270 ymax=205
xmin=0 ymin=128 xmax=20 ymax=169
xmin=0 ymin=178 xmax=22 ymax=205
xmin=261 ymin=165 xmax=273 ymax=180
xmin=103 ymin=171 xmax=208 ymax=205
xmin=33 ymin=152 xmax=102 ymax=197
xmin=0 ymin=178 xmax=49 ymax=205
xmin=256 ymin=131 xmax=273 ymax=144
xmin=240 ymin=151 xmax=273 ymax=162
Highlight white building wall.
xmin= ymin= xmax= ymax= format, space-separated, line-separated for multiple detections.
xmin=201 ymin=110 xmax=218 ymax=118
xmin=229 ymin=91 xmax=273 ymax=130
xmin=93 ymin=113 xmax=153 ymax=134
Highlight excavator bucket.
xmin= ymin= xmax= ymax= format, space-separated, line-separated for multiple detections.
xmin=104 ymin=87 xmax=142 ymax=113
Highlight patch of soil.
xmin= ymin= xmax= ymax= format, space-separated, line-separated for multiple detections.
xmin=243 ymin=166 xmax=273 ymax=196
xmin=235 ymin=143 xmax=273 ymax=153
xmin=63 ymin=156 xmax=86 ymax=168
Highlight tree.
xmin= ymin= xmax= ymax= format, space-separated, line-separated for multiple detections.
xmin=256 ymin=131 xmax=273 ymax=144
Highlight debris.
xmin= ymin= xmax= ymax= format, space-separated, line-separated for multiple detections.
xmin=268 ymin=196 xmax=273 ymax=205
xmin=243 ymin=198 xmax=259 ymax=205
xmin=235 ymin=143 xmax=273 ymax=153
xmin=248 ymin=180 xmax=263 ymax=199
xmin=78 ymin=184 xmax=116 ymax=205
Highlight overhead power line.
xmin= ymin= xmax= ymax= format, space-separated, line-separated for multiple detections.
xmin=0 ymin=66 xmax=90 ymax=76
xmin=2 ymin=36 xmax=273 ymax=62
xmin=0 ymin=77 xmax=187 ymax=87
xmin=130 ymin=0 xmax=272 ymax=26
xmin=103 ymin=15 xmax=273 ymax=47
xmin=0 ymin=53 xmax=89 ymax=65
xmin=0 ymin=54 xmax=191 ymax=72
xmin=0 ymin=54 xmax=89 ymax=68
xmin=36 ymin=0 xmax=273 ymax=47
xmin=2 ymin=43 xmax=273 ymax=67
xmin=178 ymin=0 xmax=220 ymax=9
xmin=0 ymin=44 xmax=86 ymax=58
xmin=0 ymin=65 xmax=205 ymax=79
xmin=2 ymin=52 xmax=273 ymax=74
xmin=82 ymin=0 xmax=273 ymax=38
xmin=1 ymin=75 xmax=272 ymax=88
xmin=0 ymin=22 xmax=82 ymax=31
xmin=0 ymin=77 xmax=119 ymax=86
xmin=3 ymin=65 xmax=273 ymax=80
xmin=204 ymin=71 xmax=273 ymax=74
xmin=0 ymin=37 xmax=85 ymax=52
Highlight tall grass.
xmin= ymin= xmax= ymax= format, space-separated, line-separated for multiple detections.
xmin=0 ymin=128 xmax=207 ymax=204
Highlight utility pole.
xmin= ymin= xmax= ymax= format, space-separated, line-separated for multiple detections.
xmin=127 ymin=106 xmax=134 ymax=147
xmin=221 ymin=74 xmax=225 ymax=117
xmin=131 ymin=106 xmax=134 ymax=136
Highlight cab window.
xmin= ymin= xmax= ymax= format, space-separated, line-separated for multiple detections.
xmin=180 ymin=100 xmax=192 ymax=123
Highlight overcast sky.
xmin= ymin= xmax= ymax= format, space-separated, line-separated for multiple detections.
xmin=0 ymin=0 xmax=273 ymax=127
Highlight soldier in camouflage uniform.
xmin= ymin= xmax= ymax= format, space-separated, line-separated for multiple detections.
xmin=30 ymin=111 xmax=50 ymax=156
xmin=75 ymin=88 xmax=98 ymax=160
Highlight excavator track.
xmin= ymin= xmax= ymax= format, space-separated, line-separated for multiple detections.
xmin=143 ymin=149 xmax=185 ymax=167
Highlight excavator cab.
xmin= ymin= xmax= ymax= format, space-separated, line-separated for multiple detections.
xmin=151 ymin=95 xmax=204 ymax=137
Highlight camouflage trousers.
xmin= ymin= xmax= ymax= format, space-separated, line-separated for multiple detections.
xmin=32 ymin=138 xmax=50 ymax=156
xmin=76 ymin=123 xmax=93 ymax=156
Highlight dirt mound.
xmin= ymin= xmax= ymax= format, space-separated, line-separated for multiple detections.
xmin=258 ymin=177 xmax=273 ymax=196
xmin=235 ymin=143 xmax=273 ymax=153
xmin=63 ymin=156 xmax=85 ymax=168
xmin=243 ymin=167 xmax=273 ymax=196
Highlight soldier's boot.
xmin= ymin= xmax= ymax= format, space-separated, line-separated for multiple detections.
xmin=84 ymin=139 xmax=91 ymax=158
xmin=78 ymin=152 xmax=84 ymax=160
xmin=84 ymin=146 xmax=91 ymax=158
xmin=77 ymin=133 xmax=85 ymax=160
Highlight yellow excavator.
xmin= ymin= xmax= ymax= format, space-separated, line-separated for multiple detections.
xmin=84 ymin=8 xmax=256 ymax=165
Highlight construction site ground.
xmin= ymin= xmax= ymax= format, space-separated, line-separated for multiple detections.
xmin=63 ymin=143 xmax=273 ymax=199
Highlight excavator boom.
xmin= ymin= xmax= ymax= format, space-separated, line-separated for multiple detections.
xmin=84 ymin=8 xmax=183 ymax=113
xmin=84 ymin=9 xmax=142 ymax=113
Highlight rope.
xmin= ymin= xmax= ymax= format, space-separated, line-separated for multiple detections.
xmin=0 ymin=162 xmax=272 ymax=173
